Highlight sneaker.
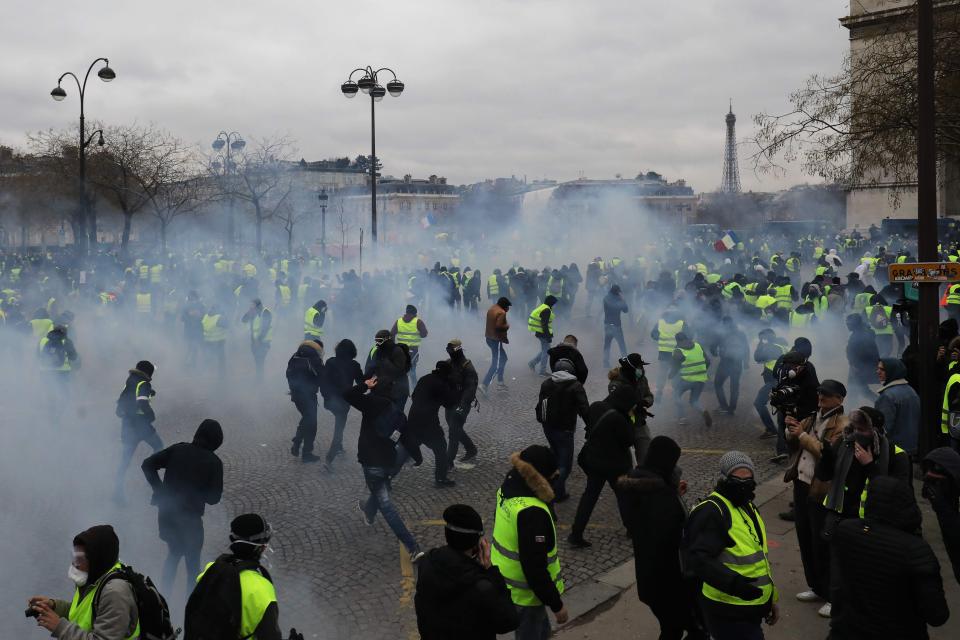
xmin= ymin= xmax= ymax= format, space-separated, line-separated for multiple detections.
xmin=459 ymin=450 xmax=478 ymax=463
xmin=478 ymin=384 xmax=489 ymax=397
xmin=759 ymin=431 xmax=777 ymax=440
xmin=769 ymin=453 xmax=789 ymax=464
xmin=453 ymin=459 xmax=476 ymax=470
xmin=567 ymin=535 xmax=592 ymax=549
xmin=818 ymin=602 xmax=832 ymax=618
xmin=290 ymin=441 xmax=301 ymax=457
xmin=496 ymin=382 xmax=509 ymax=391
xmin=358 ymin=500 xmax=375 ymax=526
xmin=702 ymin=410 xmax=713 ymax=428
xmin=434 ymin=478 xmax=456 ymax=488
xmin=796 ymin=590 xmax=822 ymax=602
xmin=677 ymin=417 xmax=688 ymax=426
xmin=411 ymin=550 xmax=426 ymax=563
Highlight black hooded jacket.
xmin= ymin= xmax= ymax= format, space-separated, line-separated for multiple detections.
xmin=286 ymin=341 xmax=324 ymax=394
xmin=830 ymin=476 xmax=949 ymax=639
xmin=322 ymin=340 xmax=364 ymax=411
xmin=546 ymin=343 xmax=588 ymax=384
xmin=345 ymin=383 xmax=421 ymax=468
xmin=924 ymin=447 xmax=960 ymax=585
xmin=74 ymin=525 xmax=120 ymax=585
xmin=414 ymin=546 xmax=519 ymax=640
xmin=142 ymin=420 xmax=224 ymax=516
xmin=408 ymin=371 xmax=458 ymax=441
xmin=577 ymin=385 xmax=637 ymax=479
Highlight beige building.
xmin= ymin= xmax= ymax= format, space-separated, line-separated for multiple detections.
xmin=841 ymin=0 xmax=960 ymax=228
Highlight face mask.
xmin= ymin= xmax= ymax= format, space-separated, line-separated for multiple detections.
xmin=722 ymin=477 xmax=757 ymax=505
xmin=68 ymin=564 xmax=88 ymax=587
xmin=854 ymin=433 xmax=874 ymax=450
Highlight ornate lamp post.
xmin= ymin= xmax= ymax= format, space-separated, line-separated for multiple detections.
xmin=211 ymin=131 xmax=246 ymax=246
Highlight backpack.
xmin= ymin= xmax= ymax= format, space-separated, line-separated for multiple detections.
xmin=115 ymin=382 xmax=136 ymax=418
xmin=94 ymin=565 xmax=175 ymax=640
xmin=286 ymin=353 xmax=319 ymax=385
xmin=395 ymin=342 xmax=412 ymax=373
xmin=184 ymin=555 xmax=269 ymax=640
xmin=374 ymin=406 xmax=408 ymax=443
xmin=42 ymin=338 xmax=67 ymax=369
xmin=869 ymin=306 xmax=888 ymax=330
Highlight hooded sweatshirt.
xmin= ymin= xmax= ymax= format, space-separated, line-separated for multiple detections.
xmin=322 ymin=340 xmax=364 ymax=411
xmin=536 ymin=370 xmax=589 ymax=432
xmin=577 ymin=385 xmax=638 ymax=479
xmin=924 ymin=447 xmax=960 ymax=585
xmin=141 ymin=419 xmax=224 ymax=516
xmin=875 ymin=358 xmax=921 ymax=454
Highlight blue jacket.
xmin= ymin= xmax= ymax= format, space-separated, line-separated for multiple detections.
xmin=875 ymin=359 xmax=921 ymax=454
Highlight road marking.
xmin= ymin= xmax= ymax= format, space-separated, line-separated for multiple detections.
xmin=398 ymin=542 xmax=418 ymax=640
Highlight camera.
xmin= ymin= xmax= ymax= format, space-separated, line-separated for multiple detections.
xmin=25 ymin=607 xmax=39 ymax=619
xmin=769 ymin=382 xmax=800 ymax=414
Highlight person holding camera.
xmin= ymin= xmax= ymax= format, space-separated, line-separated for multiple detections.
xmin=921 ymin=447 xmax=960 ymax=585
xmin=768 ymin=349 xmax=819 ymax=464
xmin=783 ymin=379 xmax=848 ymax=617
xmin=415 ymin=504 xmax=519 ymax=639
xmin=752 ymin=329 xmax=789 ymax=440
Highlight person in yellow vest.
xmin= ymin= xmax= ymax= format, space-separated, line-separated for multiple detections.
xmin=940 ymin=360 xmax=960 ymax=449
xmin=303 ymin=299 xmax=328 ymax=341
xmin=650 ymin=305 xmax=688 ymax=402
xmin=684 ymin=452 xmax=779 ymax=638
xmin=30 ymin=308 xmax=54 ymax=341
xmin=945 ymin=282 xmax=960 ymax=323
xmin=526 ymin=296 xmax=557 ymax=376
xmin=670 ymin=332 xmax=712 ymax=427
xmin=770 ymin=276 xmax=797 ymax=311
xmin=241 ymin=299 xmax=273 ymax=382
xmin=490 ymin=446 xmax=568 ymax=638
xmin=28 ymin=525 xmax=139 ymax=639
xmin=488 ymin=268 xmax=507 ymax=301
xmin=391 ymin=304 xmax=428 ymax=386
xmin=134 ymin=284 xmax=153 ymax=319
xmin=864 ymin=294 xmax=895 ymax=357
xmin=788 ymin=301 xmax=817 ymax=331
xmin=202 ymin=305 xmax=228 ymax=379
xmin=753 ymin=329 xmax=788 ymax=439
xmin=274 ymin=273 xmax=292 ymax=314
xmin=113 ymin=360 xmax=162 ymax=505
xmin=185 ymin=514 xmax=282 ymax=639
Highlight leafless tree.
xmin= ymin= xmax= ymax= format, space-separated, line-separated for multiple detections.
xmin=335 ymin=198 xmax=356 ymax=265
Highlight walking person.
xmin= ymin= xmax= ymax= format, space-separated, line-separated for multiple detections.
xmin=201 ymin=304 xmax=228 ymax=380
xmin=482 ymin=297 xmax=511 ymax=393
xmin=345 ymin=377 xmax=425 ymax=560
xmin=113 ymin=360 xmax=163 ymax=504
xmin=391 ymin=304 xmax=428 ymax=387
xmin=285 ymin=340 xmax=324 ymax=463
xmin=403 ymin=361 xmax=457 ymax=487
xmin=180 ymin=290 xmax=204 ymax=367
xmin=320 ymin=339 xmax=364 ymax=468
xmin=713 ymin=316 xmax=748 ymax=416
xmin=241 ymin=298 xmax=272 ymax=382
xmin=527 ymin=296 xmax=557 ymax=376
xmin=141 ymin=418 xmax=223 ymax=597
xmin=601 ymin=284 xmax=629 ymax=368
xmin=845 ymin=314 xmax=880 ymax=404
xmin=607 ymin=353 xmax=655 ymax=465
xmin=445 ymin=339 xmax=480 ymax=469
xmin=670 ymin=332 xmax=712 ymax=427
xmin=536 ymin=357 xmax=589 ymax=502
xmin=568 ymin=383 xmax=637 ymax=548
xmin=548 ymin=334 xmax=588 ymax=384
xmin=753 ymin=328 xmax=788 ymax=439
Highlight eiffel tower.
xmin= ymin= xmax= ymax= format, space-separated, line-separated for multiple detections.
xmin=721 ymin=100 xmax=742 ymax=194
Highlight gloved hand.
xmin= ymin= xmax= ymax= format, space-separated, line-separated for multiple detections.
xmin=732 ymin=577 xmax=764 ymax=601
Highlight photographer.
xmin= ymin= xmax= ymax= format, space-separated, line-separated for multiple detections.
xmin=921 ymin=447 xmax=960 ymax=585
xmin=768 ymin=349 xmax=819 ymax=464
xmin=752 ymin=328 xmax=788 ymax=440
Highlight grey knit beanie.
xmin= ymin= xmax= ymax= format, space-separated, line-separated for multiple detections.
xmin=718 ymin=450 xmax=755 ymax=479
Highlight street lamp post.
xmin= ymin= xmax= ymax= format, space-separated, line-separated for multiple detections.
xmin=318 ymin=188 xmax=329 ymax=259
xmin=51 ymin=57 xmax=115 ymax=256
xmin=211 ymin=131 xmax=246 ymax=247
xmin=341 ymin=66 xmax=404 ymax=244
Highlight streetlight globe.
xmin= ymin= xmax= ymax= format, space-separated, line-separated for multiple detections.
xmin=318 ymin=189 xmax=329 ymax=203
xmin=97 ymin=132 xmax=105 ymax=147
xmin=50 ymin=86 xmax=67 ymax=101
xmin=371 ymin=84 xmax=386 ymax=101
xmin=231 ymin=139 xmax=246 ymax=150
xmin=357 ymin=76 xmax=374 ymax=94
xmin=212 ymin=138 xmax=226 ymax=151
xmin=98 ymin=66 xmax=116 ymax=82
xmin=211 ymin=160 xmax=222 ymax=170
xmin=387 ymin=80 xmax=404 ymax=97
xmin=341 ymin=81 xmax=359 ymax=98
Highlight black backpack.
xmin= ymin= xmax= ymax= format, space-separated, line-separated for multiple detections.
xmin=93 ymin=565 xmax=176 ymax=640
xmin=42 ymin=338 xmax=67 ymax=369
xmin=184 ymin=555 xmax=270 ymax=640
xmin=374 ymin=406 xmax=408 ymax=443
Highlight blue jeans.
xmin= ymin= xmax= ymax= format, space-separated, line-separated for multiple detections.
xmin=754 ymin=381 xmax=776 ymax=434
xmin=483 ymin=338 xmax=508 ymax=386
xmin=528 ymin=336 xmax=551 ymax=373
xmin=515 ymin=604 xmax=551 ymax=640
xmin=361 ymin=465 xmax=419 ymax=554
xmin=543 ymin=428 xmax=573 ymax=499
xmin=602 ymin=323 xmax=627 ymax=367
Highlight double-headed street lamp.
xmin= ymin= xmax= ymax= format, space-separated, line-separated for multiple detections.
xmin=341 ymin=66 xmax=404 ymax=244
xmin=211 ymin=131 xmax=246 ymax=246
xmin=318 ymin=188 xmax=329 ymax=258
xmin=50 ymin=57 xmax=115 ymax=255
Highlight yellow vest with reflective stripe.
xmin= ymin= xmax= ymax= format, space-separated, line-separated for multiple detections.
xmin=139 ymin=265 xmax=149 ymax=280
xmin=149 ymin=264 xmax=163 ymax=284
xmin=941 ymin=373 xmax=960 ymax=435
xmin=278 ymin=285 xmax=292 ymax=306
xmin=789 ymin=311 xmax=812 ymax=328
xmin=764 ymin=342 xmax=787 ymax=372
xmin=136 ymin=293 xmax=152 ymax=314
xmin=38 ymin=336 xmax=71 ymax=371
xmin=487 ymin=275 xmax=499 ymax=296
xmin=31 ymin=317 xmax=54 ymax=339
xmin=853 ymin=292 xmax=872 ymax=312
xmin=678 ymin=343 xmax=708 ymax=382
xmin=252 ymin=309 xmax=272 ymax=343
xmin=947 ymin=284 xmax=960 ymax=306
xmin=773 ymin=284 xmax=793 ymax=309
xmin=197 ymin=562 xmax=276 ymax=639
xmin=68 ymin=562 xmax=140 ymax=638
xmin=490 ymin=489 xmax=564 ymax=606
xmin=527 ymin=303 xmax=553 ymax=335
xmin=695 ymin=492 xmax=776 ymax=607
xmin=805 ymin=295 xmax=828 ymax=316
xmin=202 ymin=314 xmax=226 ymax=342
xmin=304 ymin=307 xmax=324 ymax=338
xmin=865 ymin=305 xmax=894 ymax=335
xmin=395 ymin=316 xmax=422 ymax=347
xmin=657 ymin=319 xmax=683 ymax=353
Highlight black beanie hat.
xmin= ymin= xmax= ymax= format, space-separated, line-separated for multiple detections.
xmin=230 ymin=513 xmax=272 ymax=544
xmin=643 ymin=436 xmax=681 ymax=480
xmin=519 ymin=445 xmax=558 ymax=479
xmin=136 ymin=360 xmax=155 ymax=378
xmin=443 ymin=504 xmax=484 ymax=551
xmin=73 ymin=525 xmax=120 ymax=585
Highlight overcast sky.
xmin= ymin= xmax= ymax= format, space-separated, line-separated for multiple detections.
xmin=0 ymin=1 xmax=849 ymax=192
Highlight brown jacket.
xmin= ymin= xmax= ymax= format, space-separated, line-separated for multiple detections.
xmin=485 ymin=304 xmax=510 ymax=343
xmin=784 ymin=407 xmax=848 ymax=498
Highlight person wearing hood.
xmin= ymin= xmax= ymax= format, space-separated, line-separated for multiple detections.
xmin=285 ymin=339 xmax=324 ymax=463
xmin=38 ymin=324 xmax=80 ymax=418
xmin=403 ymin=360 xmax=458 ymax=487
xmin=415 ymin=504 xmax=519 ymax=639
xmin=874 ymin=358 xmax=920 ymax=455
xmin=922 ymin=447 xmax=960 ymax=585
xmin=601 ymin=284 xmax=629 ymax=368
xmin=142 ymin=418 xmax=224 ymax=595
xmin=113 ymin=360 xmax=162 ymax=504
xmin=845 ymin=314 xmax=879 ymax=403
xmin=445 ymin=339 xmax=480 ymax=470
xmin=240 ymin=298 xmax=273 ymax=382
xmin=569 ymin=383 xmax=638 ymax=548
xmin=366 ymin=330 xmax=412 ymax=412
xmin=683 ymin=451 xmax=779 ymax=639
xmin=526 ymin=295 xmax=557 ymax=376
xmin=28 ymin=525 xmax=139 ymax=640
xmin=489 ymin=446 xmax=568 ymax=638
xmin=547 ymin=334 xmax=588 ymax=384
xmin=320 ymin=339 xmax=364 ymax=467
xmin=829 ymin=476 xmax=949 ymax=639
xmin=617 ymin=436 xmax=706 ymax=640
xmin=608 ymin=353 xmax=655 ymax=465
xmin=536 ymin=357 xmax=589 ymax=502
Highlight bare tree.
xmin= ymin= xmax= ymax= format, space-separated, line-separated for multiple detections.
xmin=750 ymin=3 xmax=960 ymax=204
xmin=335 ymin=198 xmax=356 ymax=265
xmin=144 ymin=176 xmax=204 ymax=253
xmin=274 ymin=198 xmax=312 ymax=257
xmin=27 ymin=127 xmax=88 ymax=253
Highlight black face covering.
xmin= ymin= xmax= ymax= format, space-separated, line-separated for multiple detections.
xmin=721 ymin=477 xmax=757 ymax=506
xmin=447 ymin=346 xmax=464 ymax=361
xmin=853 ymin=433 xmax=874 ymax=451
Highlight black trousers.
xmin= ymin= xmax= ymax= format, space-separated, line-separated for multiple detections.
xmin=571 ymin=473 xmax=627 ymax=540
xmin=445 ymin=407 xmax=476 ymax=464
xmin=794 ymin=480 xmax=831 ymax=599
xmin=291 ymin=389 xmax=318 ymax=454
xmin=714 ymin=361 xmax=742 ymax=411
